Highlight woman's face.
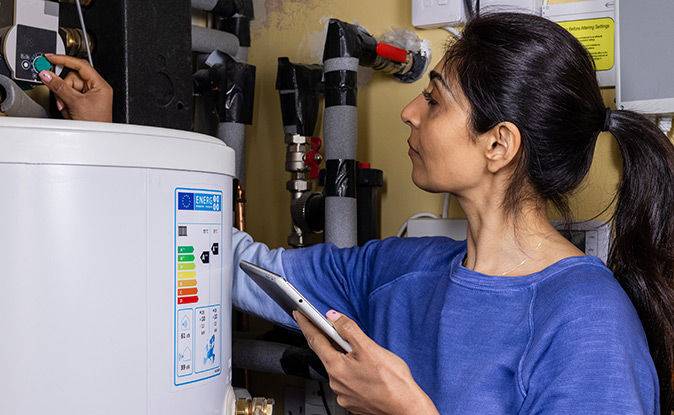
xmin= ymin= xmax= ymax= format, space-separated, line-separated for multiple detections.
xmin=401 ymin=59 xmax=487 ymax=195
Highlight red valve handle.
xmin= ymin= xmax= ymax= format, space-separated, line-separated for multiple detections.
xmin=376 ymin=43 xmax=408 ymax=63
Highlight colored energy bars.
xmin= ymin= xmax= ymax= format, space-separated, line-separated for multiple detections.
xmin=177 ymin=245 xmax=198 ymax=304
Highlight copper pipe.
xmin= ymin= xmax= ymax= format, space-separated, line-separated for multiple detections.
xmin=234 ymin=181 xmax=250 ymax=389
xmin=235 ymin=182 xmax=246 ymax=232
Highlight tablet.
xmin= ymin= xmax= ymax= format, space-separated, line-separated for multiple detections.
xmin=238 ymin=260 xmax=353 ymax=353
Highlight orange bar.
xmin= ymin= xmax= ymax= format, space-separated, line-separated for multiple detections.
xmin=178 ymin=288 xmax=198 ymax=296
xmin=178 ymin=279 xmax=197 ymax=287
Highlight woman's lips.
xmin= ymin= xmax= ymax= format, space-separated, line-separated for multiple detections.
xmin=408 ymin=141 xmax=420 ymax=157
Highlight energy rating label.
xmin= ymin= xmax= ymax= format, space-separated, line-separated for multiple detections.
xmin=174 ymin=188 xmax=223 ymax=386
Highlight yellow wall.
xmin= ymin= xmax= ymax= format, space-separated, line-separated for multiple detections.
xmin=243 ymin=0 xmax=622 ymax=248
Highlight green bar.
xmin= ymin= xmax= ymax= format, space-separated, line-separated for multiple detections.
xmin=178 ymin=246 xmax=194 ymax=253
xmin=178 ymin=255 xmax=195 ymax=262
xmin=178 ymin=263 xmax=196 ymax=270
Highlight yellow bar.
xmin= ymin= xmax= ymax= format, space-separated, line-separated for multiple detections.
xmin=178 ymin=263 xmax=196 ymax=270
xmin=178 ymin=271 xmax=197 ymax=279
xmin=178 ymin=279 xmax=197 ymax=287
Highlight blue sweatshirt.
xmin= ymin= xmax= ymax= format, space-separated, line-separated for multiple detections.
xmin=232 ymin=229 xmax=659 ymax=414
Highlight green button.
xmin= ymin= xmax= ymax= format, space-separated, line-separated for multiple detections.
xmin=178 ymin=255 xmax=195 ymax=262
xmin=33 ymin=56 xmax=51 ymax=73
xmin=178 ymin=246 xmax=194 ymax=253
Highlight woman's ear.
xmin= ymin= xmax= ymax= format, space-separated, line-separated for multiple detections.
xmin=483 ymin=122 xmax=521 ymax=174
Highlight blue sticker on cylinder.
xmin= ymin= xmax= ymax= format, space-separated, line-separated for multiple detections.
xmin=194 ymin=193 xmax=221 ymax=211
xmin=178 ymin=192 xmax=194 ymax=210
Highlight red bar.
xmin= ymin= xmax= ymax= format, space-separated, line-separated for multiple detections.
xmin=376 ymin=43 xmax=407 ymax=63
xmin=178 ymin=295 xmax=199 ymax=304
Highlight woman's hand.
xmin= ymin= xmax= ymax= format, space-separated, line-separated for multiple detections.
xmin=294 ymin=310 xmax=439 ymax=415
xmin=38 ymin=54 xmax=113 ymax=122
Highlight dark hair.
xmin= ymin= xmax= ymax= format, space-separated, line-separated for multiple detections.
xmin=444 ymin=12 xmax=674 ymax=413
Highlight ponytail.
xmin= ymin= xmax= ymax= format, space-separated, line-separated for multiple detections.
xmin=608 ymin=110 xmax=674 ymax=413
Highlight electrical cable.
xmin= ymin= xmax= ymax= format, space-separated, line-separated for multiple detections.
xmin=442 ymin=194 xmax=450 ymax=219
xmin=442 ymin=26 xmax=462 ymax=38
xmin=74 ymin=0 xmax=94 ymax=67
xmin=397 ymin=212 xmax=439 ymax=238
xmin=318 ymin=381 xmax=332 ymax=415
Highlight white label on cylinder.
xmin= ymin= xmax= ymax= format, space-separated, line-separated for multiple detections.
xmin=174 ymin=188 xmax=223 ymax=386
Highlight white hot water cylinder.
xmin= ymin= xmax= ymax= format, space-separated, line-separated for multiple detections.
xmin=0 ymin=118 xmax=236 ymax=414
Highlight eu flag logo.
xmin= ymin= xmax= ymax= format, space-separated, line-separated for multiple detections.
xmin=178 ymin=192 xmax=194 ymax=210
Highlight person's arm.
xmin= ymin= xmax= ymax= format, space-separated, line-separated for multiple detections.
xmin=231 ymin=228 xmax=378 ymax=329
xmin=39 ymin=54 xmax=113 ymax=122
xmin=231 ymin=228 xmax=296 ymax=328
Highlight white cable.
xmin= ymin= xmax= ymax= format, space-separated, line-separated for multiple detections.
xmin=441 ymin=194 xmax=450 ymax=219
xmin=442 ymin=26 xmax=462 ymax=38
xmin=396 ymin=212 xmax=439 ymax=238
xmin=75 ymin=0 xmax=94 ymax=68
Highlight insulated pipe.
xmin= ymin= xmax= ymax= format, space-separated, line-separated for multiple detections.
xmin=322 ymin=19 xmax=365 ymax=248
xmin=193 ymin=52 xmax=255 ymax=185
xmin=218 ymin=122 xmax=246 ymax=185
xmin=0 ymin=75 xmax=48 ymax=118
xmin=232 ymin=338 xmax=328 ymax=381
xmin=191 ymin=25 xmax=239 ymax=56
xmin=191 ymin=0 xmax=235 ymax=15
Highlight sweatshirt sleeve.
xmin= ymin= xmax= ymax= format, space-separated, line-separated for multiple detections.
xmin=232 ymin=228 xmax=381 ymax=331
xmin=518 ymin=269 xmax=660 ymax=414
xmin=231 ymin=228 xmax=295 ymax=329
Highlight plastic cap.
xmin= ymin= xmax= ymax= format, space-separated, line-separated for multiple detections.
xmin=33 ymin=56 xmax=52 ymax=73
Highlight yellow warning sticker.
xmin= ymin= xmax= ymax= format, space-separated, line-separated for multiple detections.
xmin=558 ymin=17 xmax=614 ymax=71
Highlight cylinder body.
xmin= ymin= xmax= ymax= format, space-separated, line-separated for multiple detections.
xmin=0 ymin=118 xmax=235 ymax=415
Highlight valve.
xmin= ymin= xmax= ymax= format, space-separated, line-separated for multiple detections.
xmin=235 ymin=397 xmax=274 ymax=415
xmin=304 ymin=137 xmax=323 ymax=179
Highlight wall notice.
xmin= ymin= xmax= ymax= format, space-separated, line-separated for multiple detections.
xmin=558 ymin=17 xmax=614 ymax=71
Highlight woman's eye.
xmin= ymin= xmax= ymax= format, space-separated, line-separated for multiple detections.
xmin=422 ymin=90 xmax=437 ymax=106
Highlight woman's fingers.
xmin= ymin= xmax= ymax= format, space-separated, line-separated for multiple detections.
xmin=44 ymin=54 xmax=103 ymax=86
xmin=38 ymin=54 xmax=113 ymax=122
xmin=64 ymin=70 xmax=86 ymax=92
xmin=327 ymin=310 xmax=371 ymax=353
xmin=39 ymin=70 xmax=82 ymax=109
xmin=294 ymin=311 xmax=342 ymax=365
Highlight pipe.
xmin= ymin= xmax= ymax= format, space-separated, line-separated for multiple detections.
xmin=322 ymin=19 xmax=364 ymax=248
xmin=218 ymin=122 xmax=246 ymax=185
xmin=194 ymin=52 xmax=255 ymax=184
xmin=0 ymin=75 xmax=49 ymax=118
xmin=232 ymin=337 xmax=328 ymax=381
xmin=191 ymin=25 xmax=239 ymax=56
xmin=191 ymin=0 xmax=221 ymax=11
xmin=217 ymin=15 xmax=251 ymax=62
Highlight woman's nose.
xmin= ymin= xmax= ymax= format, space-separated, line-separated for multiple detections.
xmin=401 ymin=94 xmax=422 ymax=128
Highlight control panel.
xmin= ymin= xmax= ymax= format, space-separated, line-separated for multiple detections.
xmin=1 ymin=0 xmax=65 ymax=83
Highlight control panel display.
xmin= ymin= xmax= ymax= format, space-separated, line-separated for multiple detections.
xmin=14 ymin=25 xmax=56 ymax=82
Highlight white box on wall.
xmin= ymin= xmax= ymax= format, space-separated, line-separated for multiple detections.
xmin=412 ymin=0 xmax=466 ymax=28
xmin=479 ymin=0 xmax=541 ymax=15
xmin=542 ymin=0 xmax=616 ymax=88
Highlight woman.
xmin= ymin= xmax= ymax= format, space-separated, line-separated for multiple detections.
xmin=43 ymin=13 xmax=673 ymax=415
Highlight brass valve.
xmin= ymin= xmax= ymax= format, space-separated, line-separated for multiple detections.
xmin=235 ymin=397 xmax=274 ymax=415
xmin=59 ymin=27 xmax=95 ymax=59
